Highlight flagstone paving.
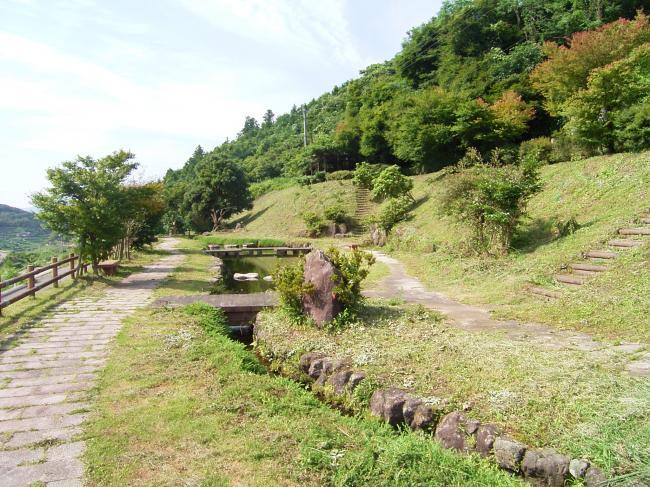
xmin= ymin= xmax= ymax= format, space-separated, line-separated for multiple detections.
xmin=0 ymin=239 xmax=183 ymax=486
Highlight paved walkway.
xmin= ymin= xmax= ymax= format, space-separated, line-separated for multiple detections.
xmin=0 ymin=239 xmax=184 ymax=486
xmin=364 ymin=251 xmax=649 ymax=377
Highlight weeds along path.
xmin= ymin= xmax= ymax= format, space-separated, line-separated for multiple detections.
xmin=364 ymin=251 xmax=649 ymax=377
xmin=0 ymin=239 xmax=184 ymax=487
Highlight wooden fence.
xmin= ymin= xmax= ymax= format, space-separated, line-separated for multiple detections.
xmin=0 ymin=254 xmax=89 ymax=315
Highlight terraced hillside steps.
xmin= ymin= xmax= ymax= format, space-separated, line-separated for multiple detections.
xmin=608 ymin=239 xmax=643 ymax=248
xmin=555 ymin=274 xmax=587 ymax=286
xmin=352 ymin=187 xmax=372 ymax=235
xmin=530 ymin=208 xmax=650 ymax=296
xmin=619 ymin=227 xmax=650 ymax=235
xmin=584 ymin=250 xmax=618 ymax=260
xmin=0 ymin=239 xmax=184 ymax=487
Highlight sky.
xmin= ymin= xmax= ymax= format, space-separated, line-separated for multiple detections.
xmin=0 ymin=0 xmax=442 ymax=209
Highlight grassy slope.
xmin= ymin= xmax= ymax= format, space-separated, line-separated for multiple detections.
xmin=397 ymin=151 xmax=650 ymax=341
xmin=85 ymin=242 xmax=521 ymax=487
xmin=256 ymin=305 xmax=650 ymax=480
xmin=229 ymin=152 xmax=650 ymax=341
xmin=229 ymin=179 xmax=361 ymax=239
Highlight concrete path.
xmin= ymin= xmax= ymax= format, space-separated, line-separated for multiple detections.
xmin=0 ymin=239 xmax=184 ymax=486
xmin=364 ymin=251 xmax=649 ymax=377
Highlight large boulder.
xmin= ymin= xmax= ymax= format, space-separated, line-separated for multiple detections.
xmin=326 ymin=369 xmax=353 ymax=394
xmin=521 ymin=449 xmax=570 ymax=487
xmin=369 ymin=224 xmax=387 ymax=247
xmin=434 ymin=411 xmax=478 ymax=452
xmin=475 ymin=424 xmax=500 ymax=457
xmin=493 ymin=437 xmax=527 ymax=472
xmin=302 ymin=250 xmax=342 ymax=327
xmin=369 ymin=388 xmax=409 ymax=426
xmin=299 ymin=352 xmax=325 ymax=374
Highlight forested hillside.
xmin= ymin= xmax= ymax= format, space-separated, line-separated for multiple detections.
xmin=164 ymin=0 xmax=649 ymax=232
xmin=0 ymin=204 xmax=50 ymax=251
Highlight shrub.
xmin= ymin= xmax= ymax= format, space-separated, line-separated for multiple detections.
xmin=374 ymin=196 xmax=413 ymax=232
xmin=352 ymin=162 xmax=376 ymax=189
xmin=326 ymin=247 xmax=375 ymax=324
xmin=325 ymin=170 xmax=354 ymax=181
xmin=298 ymin=172 xmax=326 ymax=186
xmin=323 ymin=204 xmax=347 ymax=224
xmin=443 ymin=160 xmax=542 ymax=255
xmin=518 ymin=137 xmax=555 ymax=165
xmin=370 ymin=165 xmax=414 ymax=202
xmin=272 ymin=260 xmax=314 ymax=324
xmin=302 ymin=211 xmax=325 ymax=237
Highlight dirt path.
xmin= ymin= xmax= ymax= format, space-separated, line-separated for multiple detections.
xmin=0 ymin=239 xmax=184 ymax=486
xmin=364 ymin=251 xmax=649 ymax=377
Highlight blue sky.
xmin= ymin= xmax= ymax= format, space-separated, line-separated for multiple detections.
xmin=0 ymin=0 xmax=442 ymax=208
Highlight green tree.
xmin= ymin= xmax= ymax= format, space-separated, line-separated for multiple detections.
xmin=370 ymin=165 xmax=414 ymax=201
xmin=443 ymin=157 xmax=542 ymax=255
xmin=563 ymin=43 xmax=650 ymax=152
xmin=31 ymin=150 xmax=138 ymax=273
xmin=262 ymin=109 xmax=275 ymax=127
xmin=182 ymin=154 xmax=253 ymax=232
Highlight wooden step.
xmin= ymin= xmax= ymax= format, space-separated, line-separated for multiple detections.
xmin=569 ymin=263 xmax=608 ymax=272
xmin=584 ymin=250 xmax=618 ymax=260
xmin=555 ymin=274 xmax=586 ymax=286
xmin=529 ymin=286 xmax=561 ymax=299
xmin=619 ymin=227 xmax=650 ymax=236
xmin=609 ymin=239 xmax=643 ymax=248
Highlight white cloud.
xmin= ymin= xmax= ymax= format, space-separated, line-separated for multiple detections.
xmin=178 ymin=0 xmax=370 ymax=69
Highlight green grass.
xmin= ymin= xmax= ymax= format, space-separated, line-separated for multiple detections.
xmin=228 ymin=179 xmax=361 ymax=239
xmin=153 ymin=238 xmax=216 ymax=298
xmin=84 ymin=302 xmax=522 ymax=486
xmin=226 ymin=152 xmax=650 ymax=341
xmin=391 ymin=151 xmax=650 ymax=341
xmin=255 ymin=305 xmax=650 ymax=482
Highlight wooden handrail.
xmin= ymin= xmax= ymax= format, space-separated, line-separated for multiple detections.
xmin=0 ymin=255 xmax=77 ymax=289
xmin=0 ymin=254 xmax=89 ymax=315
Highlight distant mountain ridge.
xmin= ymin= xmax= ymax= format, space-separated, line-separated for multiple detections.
xmin=0 ymin=204 xmax=51 ymax=251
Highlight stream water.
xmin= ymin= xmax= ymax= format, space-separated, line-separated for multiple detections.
xmin=220 ymin=256 xmax=298 ymax=293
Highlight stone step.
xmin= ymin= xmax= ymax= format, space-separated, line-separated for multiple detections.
xmin=584 ymin=250 xmax=618 ymax=260
xmin=573 ymin=269 xmax=598 ymax=276
xmin=555 ymin=274 xmax=586 ymax=286
xmin=619 ymin=227 xmax=650 ymax=236
xmin=569 ymin=263 xmax=608 ymax=273
xmin=640 ymin=217 xmax=650 ymax=224
xmin=609 ymin=239 xmax=643 ymax=248
xmin=528 ymin=286 xmax=561 ymax=299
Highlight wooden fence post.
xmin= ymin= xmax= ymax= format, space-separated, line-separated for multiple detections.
xmin=52 ymin=256 xmax=59 ymax=288
xmin=27 ymin=265 xmax=35 ymax=298
xmin=69 ymin=253 xmax=76 ymax=279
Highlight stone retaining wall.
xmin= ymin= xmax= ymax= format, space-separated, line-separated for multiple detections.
xmin=296 ymin=352 xmax=608 ymax=487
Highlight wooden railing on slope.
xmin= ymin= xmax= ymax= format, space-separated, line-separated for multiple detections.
xmin=0 ymin=254 xmax=89 ymax=315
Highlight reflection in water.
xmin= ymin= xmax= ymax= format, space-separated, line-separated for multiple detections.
xmin=220 ymin=256 xmax=298 ymax=293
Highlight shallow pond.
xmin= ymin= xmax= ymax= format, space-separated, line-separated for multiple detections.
xmin=220 ymin=256 xmax=298 ymax=293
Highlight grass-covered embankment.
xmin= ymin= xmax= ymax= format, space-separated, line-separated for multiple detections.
xmin=230 ymin=152 xmax=650 ymax=341
xmin=254 ymin=304 xmax=650 ymax=482
xmin=84 ymin=273 xmax=521 ymax=486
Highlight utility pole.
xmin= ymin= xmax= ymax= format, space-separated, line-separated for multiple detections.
xmin=302 ymin=105 xmax=308 ymax=147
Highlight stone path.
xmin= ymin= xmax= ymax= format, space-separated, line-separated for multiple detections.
xmin=0 ymin=239 xmax=184 ymax=486
xmin=364 ymin=251 xmax=649 ymax=377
